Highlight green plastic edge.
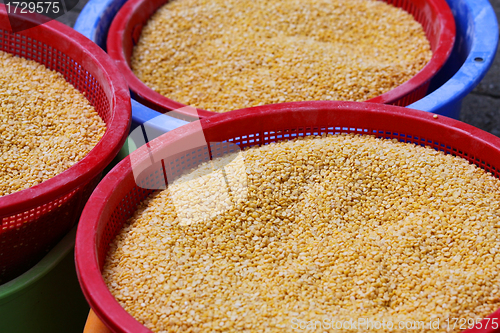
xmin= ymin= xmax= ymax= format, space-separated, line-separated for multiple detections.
xmin=0 ymin=225 xmax=77 ymax=303
xmin=0 ymin=137 xmax=135 ymax=301
xmin=0 ymin=136 xmax=135 ymax=303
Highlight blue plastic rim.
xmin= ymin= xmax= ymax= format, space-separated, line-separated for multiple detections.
xmin=408 ymin=0 xmax=499 ymax=119
xmin=75 ymin=0 xmax=498 ymax=130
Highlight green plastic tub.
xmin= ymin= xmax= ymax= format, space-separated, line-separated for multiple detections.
xmin=0 ymin=227 xmax=90 ymax=333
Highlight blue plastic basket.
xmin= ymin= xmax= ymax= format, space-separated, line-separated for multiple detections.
xmin=75 ymin=0 xmax=498 ymax=128
xmin=74 ymin=0 xmax=188 ymax=133
xmin=408 ymin=0 xmax=499 ymax=118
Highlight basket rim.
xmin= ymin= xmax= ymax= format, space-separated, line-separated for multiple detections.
xmin=0 ymin=5 xmax=131 ymax=216
xmin=76 ymin=101 xmax=500 ymax=333
xmin=106 ymin=0 xmax=455 ymax=119
xmin=409 ymin=0 xmax=499 ymax=113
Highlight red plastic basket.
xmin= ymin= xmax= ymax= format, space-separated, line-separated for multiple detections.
xmin=77 ymin=101 xmax=500 ymax=333
xmin=0 ymin=5 xmax=131 ymax=283
xmin=107 ymin=0 xmax=455 ymax=120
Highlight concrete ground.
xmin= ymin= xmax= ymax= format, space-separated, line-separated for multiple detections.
xmin=53 ymin=1 xmax=500 ymax=136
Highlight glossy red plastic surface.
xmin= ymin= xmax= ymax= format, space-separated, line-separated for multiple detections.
xmin=77 ymin=101 xmax=500 ymax=333
xmin=0 ymin=5 xmax=131 ymax=283
xmin=107 ymin=0 xmax=455 ymax=119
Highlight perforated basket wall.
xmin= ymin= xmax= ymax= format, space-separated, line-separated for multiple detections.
xmin=0 ymin=6 xmax=131 ymax=284
xmin=77 ymin=101 xmax=500 ymax=333
xmin=106 ymin=0 xmax=455 ymax=120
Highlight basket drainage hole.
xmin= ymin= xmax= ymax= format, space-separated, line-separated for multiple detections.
xmin=474 ymin=57 xmax=484 ymax=62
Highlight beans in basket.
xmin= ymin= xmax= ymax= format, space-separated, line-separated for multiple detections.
xmin=131 ymin=0 xmax=432 ymax=113
xmin=104 ymin=134 xmax=500 ymax=333
xmin=0 ymin=51 xmax=106 ymax=196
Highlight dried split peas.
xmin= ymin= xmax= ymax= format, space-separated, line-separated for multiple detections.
xmin=104 ymin=134 xmax=500 ymax=333
xmin=0 ymin=51 xmax=106 ymax=196
xmin=131 ymin=0 xmax=432 ymax=113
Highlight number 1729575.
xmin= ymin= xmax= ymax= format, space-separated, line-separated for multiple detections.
xmin=445 ymin=317 xmax=499 ymax=331
xmin=5 ymin=2 xmax=61 ymax=14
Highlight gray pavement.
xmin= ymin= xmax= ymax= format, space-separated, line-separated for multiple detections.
xmin=53 ymin=1 xmax=500 ymax=136
xmin=461 ymin=0 xmax=500 ymax=135
xmin=56 ymin=0 xmax=87 ymax=27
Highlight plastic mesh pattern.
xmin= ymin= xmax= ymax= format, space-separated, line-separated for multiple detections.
xmin=98 ymin=124 xmax=500 ymax=270
xmin=383 ymin=0 xmax=435 ymax=106
xmin=78 ymin=102 xmax=500 ymax=333
xmin=99 ymin=186 xmax=154 ymax=269
xmin=0 ymin=29 xmax=111 ymax=123
xmin=108 ymin=0 xmax=454 ymax=118
xmin=0 ymin=10 xmax=129 ymax=283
